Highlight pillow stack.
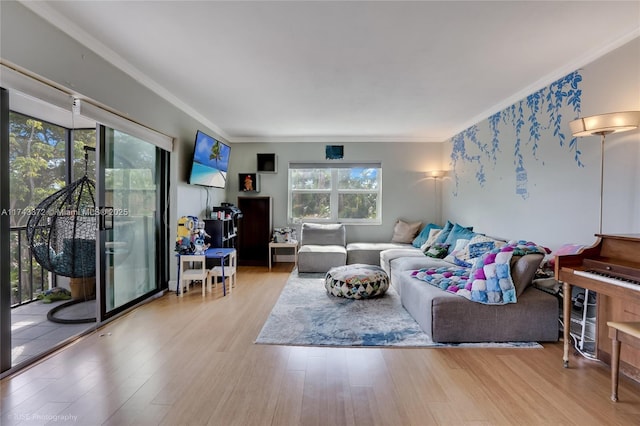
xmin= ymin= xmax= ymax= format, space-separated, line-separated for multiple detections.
xmin=416 ymin=220 xmax=509 ymax=267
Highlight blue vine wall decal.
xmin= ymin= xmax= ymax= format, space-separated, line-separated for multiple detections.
xmin=450 ymin=71 xmax=582 ymax=198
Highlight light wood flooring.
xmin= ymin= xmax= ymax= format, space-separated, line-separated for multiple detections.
xmin=2 ymin=264 xmax=640 ymax=425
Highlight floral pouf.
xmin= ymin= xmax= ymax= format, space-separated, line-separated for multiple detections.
xmin=325 ymin=264 xmax=389 ymax=299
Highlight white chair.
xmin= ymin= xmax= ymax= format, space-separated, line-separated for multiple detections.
xmin=178 ymin=255 xmax=207 ymax=296
xmin=207 ymin=249 xmax=237 ymax=295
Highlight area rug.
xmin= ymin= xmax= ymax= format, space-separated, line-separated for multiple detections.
xmin=255 ymin=270 xmax=542 ymax=348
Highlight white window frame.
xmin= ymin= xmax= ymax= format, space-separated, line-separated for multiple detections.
xmin=288 ymin=162 xmax=382 ymax=225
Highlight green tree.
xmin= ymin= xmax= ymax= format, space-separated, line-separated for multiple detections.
xmin=8 ymin=112 xmax=66 ymax=227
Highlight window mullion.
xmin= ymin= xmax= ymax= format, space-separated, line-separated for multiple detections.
xmin=330 ymin=169 xmax=339 ymax=222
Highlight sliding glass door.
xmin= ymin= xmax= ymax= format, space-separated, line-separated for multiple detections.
xmin=97 ymin=126 xmax=162 ymax=319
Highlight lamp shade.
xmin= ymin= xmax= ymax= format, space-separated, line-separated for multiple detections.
xmin=570 ymin=111 xmax=640 ymax=137
xmin=426 ymin=170 xmax=446 ymax=178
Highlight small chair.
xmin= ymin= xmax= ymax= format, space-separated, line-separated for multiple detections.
xmin=178 ymin=255 xmax=207 ymax=296
xmin=207 ymin=249 xmax=237 ymax=295
xmin=607 ymin=321 xmax=640 ymax=401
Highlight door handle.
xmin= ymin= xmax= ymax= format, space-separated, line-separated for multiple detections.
xmin=99 ymin=206 xmax=114 ymax=230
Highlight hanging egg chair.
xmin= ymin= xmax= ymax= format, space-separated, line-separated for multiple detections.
xmin=27 ymin=146 xmax=97 ymax=284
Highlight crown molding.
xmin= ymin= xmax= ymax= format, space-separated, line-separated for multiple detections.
xmin=229 ymin=135 xmax=446 ymax=143
xmin=19 ymin=0 xmax=230 ymax=143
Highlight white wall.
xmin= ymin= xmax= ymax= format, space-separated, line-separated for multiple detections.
xmin=226 ymin=142 xmax=444 ymax=243
xmin=441 ymin=37 xmax=640 ymax=251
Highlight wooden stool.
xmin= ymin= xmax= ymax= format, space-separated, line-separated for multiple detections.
xmin=607 ymin=321 xmax=640 ymax=402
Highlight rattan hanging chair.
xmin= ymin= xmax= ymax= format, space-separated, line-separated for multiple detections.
xmin=26 ymin=175 xmax=97 ymax=279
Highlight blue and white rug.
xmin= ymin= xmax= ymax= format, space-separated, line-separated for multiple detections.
xmin=255 ymin=270 xmax=542 ymax=348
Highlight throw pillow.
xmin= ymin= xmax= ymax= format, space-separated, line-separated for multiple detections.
xmin=412 ymin=223 xmax=442 ymax=248
xmin=511 ymin=254 xmax=544 ymax=296
xmin=443 ymin=223 xmax=475 ymax=254
xmin=443 ymin=238 xmax=471 ymax=265
xmin=420 ymin=228 xmax=442 ymax=251
xmin=433 ymin=221 xmax=454 ymax=245
xmin=424 ymin=243 xmax=449 ymax=258
xmin=391 ymin=219 xmax=422 ymax=244
xmin=459 ymin=234 xmax=506 ymax=262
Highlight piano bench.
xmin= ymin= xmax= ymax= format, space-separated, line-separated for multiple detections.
xmin=607 ymin=321 xmax=640 ymax=402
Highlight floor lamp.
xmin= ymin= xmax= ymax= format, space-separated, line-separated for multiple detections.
xmin=426 ymin=170 xmax=446 ymax=225
xmin=569 ymin=111 xmax=640 ymax=234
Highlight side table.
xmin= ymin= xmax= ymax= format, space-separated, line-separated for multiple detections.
xmin=269 ymin=241 xmax=298 ymax=271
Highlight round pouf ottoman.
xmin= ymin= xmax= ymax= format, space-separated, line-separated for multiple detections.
xmin=325 ymin=264 xmax=389 ymax=299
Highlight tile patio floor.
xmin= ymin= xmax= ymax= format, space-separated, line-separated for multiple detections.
xmin=11 ymin=300 xmax=95 ymax=367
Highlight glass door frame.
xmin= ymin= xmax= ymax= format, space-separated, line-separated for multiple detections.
xmin=95 ymin=125 xmax=169 ymax=322
xmin=1 ymin=88 xmax=11 ymax=373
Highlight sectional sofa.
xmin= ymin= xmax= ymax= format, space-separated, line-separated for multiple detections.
xmin=297 ymin=220 xmax=560 ymax=343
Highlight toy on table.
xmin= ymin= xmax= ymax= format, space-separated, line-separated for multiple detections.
xmin=175 ymin=215 xmax=210 ymax=254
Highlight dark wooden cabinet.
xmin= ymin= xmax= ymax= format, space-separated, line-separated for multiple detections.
xmin=237 ymin=196 xmax=272 ymax=266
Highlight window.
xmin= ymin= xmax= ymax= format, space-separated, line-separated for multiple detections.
xmin=288 ymin=162 xmax=382 ymax=224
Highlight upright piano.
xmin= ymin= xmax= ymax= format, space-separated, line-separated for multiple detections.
xmin=555 ymin=234 xmax=640 ymax=377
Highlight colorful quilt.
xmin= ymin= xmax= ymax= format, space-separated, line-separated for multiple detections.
xmin=411 ymin=241 xmax=547 ymax=305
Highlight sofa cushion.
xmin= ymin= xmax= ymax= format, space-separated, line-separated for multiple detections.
xmin=511 ymin=254 xmax=544 ymax=296
xmin=346 ymin=242 xmax=412 ymax=265
xmin=300 ymin=223 xmax=346 ymax=246
xmin=412 ymin=223 xmax=442 ymax=248
xmin=391 ymin=220 xmax=422 ymax=243
xmin=380 ymin=248 xmax=426 ymax=278
xmin=297 ymin=244 xmax=347 ymax=273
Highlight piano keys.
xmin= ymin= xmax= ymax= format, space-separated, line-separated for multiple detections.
xmin=555 ymin=234 xmax=640 ymax=372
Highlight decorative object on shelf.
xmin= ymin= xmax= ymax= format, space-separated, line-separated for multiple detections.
xmin=325 ymin=145 xmax=344 ymax=160
xmin=257 ymin=153 xmax=277 ymax=173
xmin=238 ymin=172 xmax=260 ymax=192
xmin=569 ymin=111 xmax=640 ymax=233
xmin=273 ymin=227 xmax=295 ymax=243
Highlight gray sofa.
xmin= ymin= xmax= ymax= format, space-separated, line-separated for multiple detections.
xmin=389 ymin=255 xmax=558 ymax=343
xmin=296 ymin=222 xmax=559 ymax=343
xmin=345 ymin=240 xmax=557 ymax=342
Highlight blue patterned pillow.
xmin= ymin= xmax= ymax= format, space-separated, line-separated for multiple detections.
xmin=468 ymin=241 xmax=495 ymax=259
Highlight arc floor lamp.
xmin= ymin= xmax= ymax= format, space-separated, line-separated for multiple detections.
xmin=569 ymin=111 xmax=640 ymax=233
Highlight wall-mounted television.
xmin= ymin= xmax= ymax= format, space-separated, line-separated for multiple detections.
xmin=188 ymin=130 xmax=231 ymax=188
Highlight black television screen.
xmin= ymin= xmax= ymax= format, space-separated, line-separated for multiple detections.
xmin=188 ymin=130 xmax=231 ymax=188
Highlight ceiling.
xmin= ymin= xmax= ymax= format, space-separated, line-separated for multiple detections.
xmin=21 ymin=1 xmax=640 ymax=143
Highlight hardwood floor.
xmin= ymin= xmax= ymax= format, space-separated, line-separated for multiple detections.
xmin=2 ymin=264 xmax=640 ymax=425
